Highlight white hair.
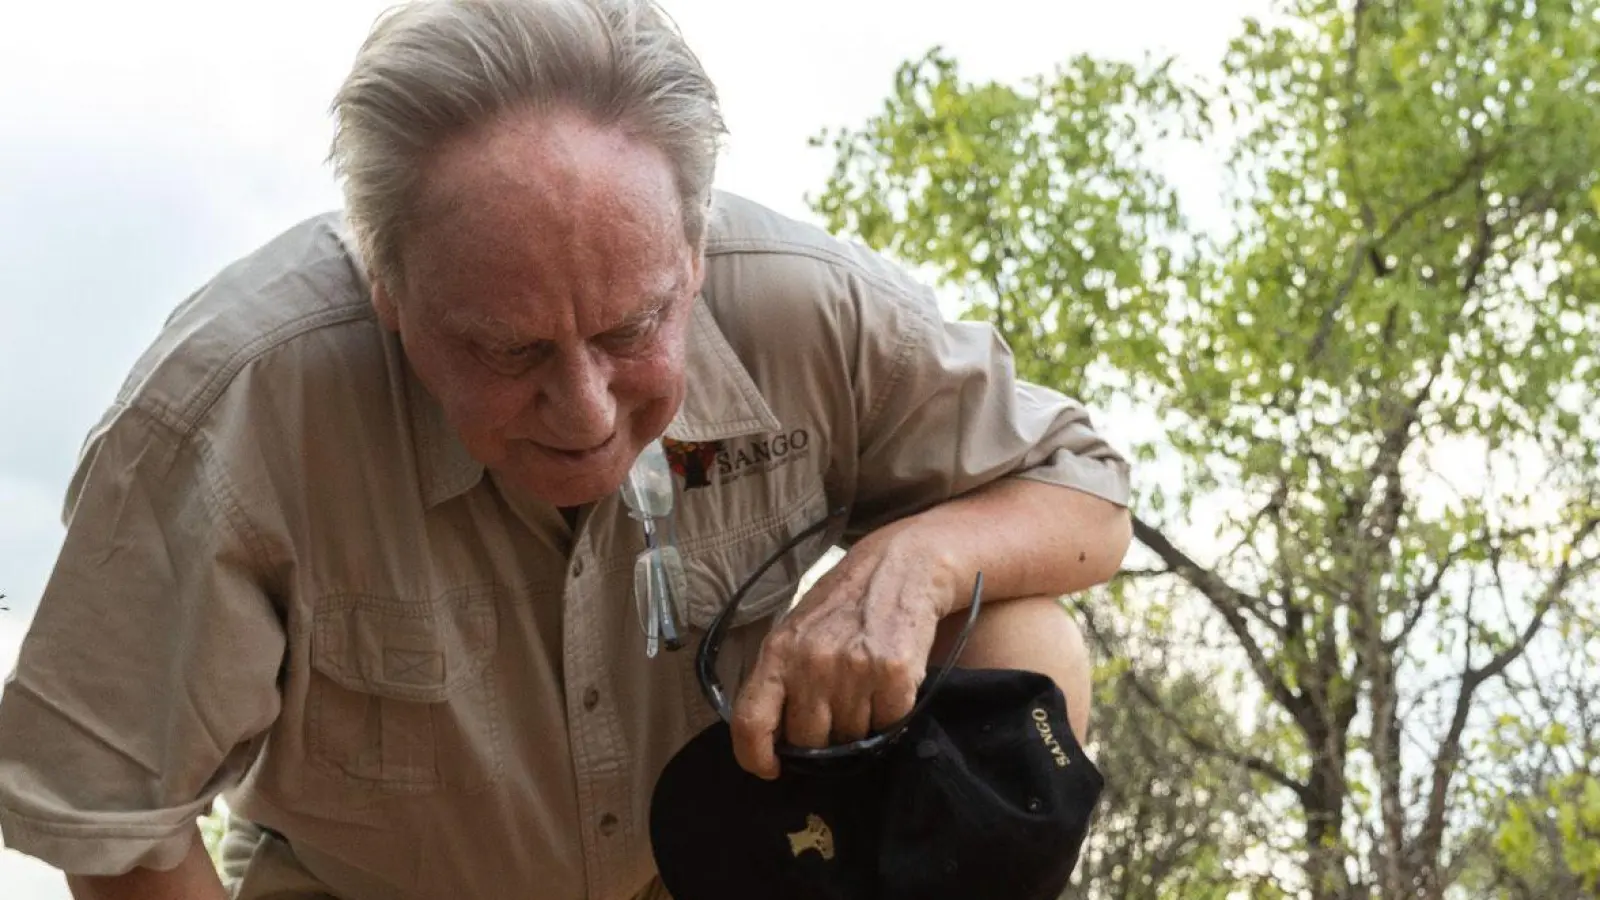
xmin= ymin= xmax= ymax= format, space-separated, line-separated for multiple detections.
xmin=328 ymin=0 xmax=727 ymax=288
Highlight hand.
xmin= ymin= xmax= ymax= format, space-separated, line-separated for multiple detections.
xmin=728 ymin=526 xmax=964 ymax=779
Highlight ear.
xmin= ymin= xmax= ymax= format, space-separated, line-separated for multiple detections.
xmin=371 ymin=276 xmax=401 ymax=333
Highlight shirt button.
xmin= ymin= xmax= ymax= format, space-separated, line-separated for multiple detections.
xmin=599 ymin=813 xmax=619 ymax=836
xmin=570 ymin=557 xmax=585 ymax=578
xmin=582 ymin=687 xmax=600 ymax=711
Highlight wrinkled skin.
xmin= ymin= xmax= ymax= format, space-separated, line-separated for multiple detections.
xmin=733 ymin=523 xmax=957 ymax=751
xmin=371 ymin=107 xmax=702 ymax=508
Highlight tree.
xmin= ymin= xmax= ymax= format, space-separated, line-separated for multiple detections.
xmin=807 ymin=1 xmax=1600 ymax=898
xmin=1455 ymin=636 xmax=1600 ymax=898
xmin=1068 ymin=595 xmax=1295 ymax=899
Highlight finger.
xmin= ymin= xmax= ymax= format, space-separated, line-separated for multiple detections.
xmin=830 ymin=646 xmax=875 ymax=743
xmin=785 ymin=691 xmax=833 ymax=750
xmin=868 ymin=654 xmax=922 ymax=732
xmin=730 ymin=657 xmax=786 ymax=780
xmin=780 ymin=638 xmax=837 ymax=749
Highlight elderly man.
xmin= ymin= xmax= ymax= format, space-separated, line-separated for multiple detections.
xmin=0 ymin=1 xmax=1131 ymax=898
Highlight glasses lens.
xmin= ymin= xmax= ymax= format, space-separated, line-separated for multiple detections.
xmin=634 ymin=544 xmax=688 ymax=656
xmin=620 ymin=440 xmax=675 ymax=519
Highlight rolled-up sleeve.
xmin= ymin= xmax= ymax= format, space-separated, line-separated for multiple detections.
xmin=0 ymin=404 xmax=284 ymax=876
xmin=843 ymin=267 xmax=1132 ymax=535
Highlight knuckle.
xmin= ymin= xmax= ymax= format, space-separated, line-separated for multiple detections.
xmin=874 ymin=653 xmax=917 ymax=689
xmin=761 ymin=628 xmax=799 ymax=660
xmin=795 ymin=635 xmax=842 ymax=674
xmin=843 ymin=643 xmax=874 ymax=677
xmin=730 ymin=704 xmax=769 ymax=737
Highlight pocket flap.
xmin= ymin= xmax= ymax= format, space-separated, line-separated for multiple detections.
xmin=312 ymin=586 xmax=500 ymax=703
xmin=680 ymin=487 xmax=837 ymax=630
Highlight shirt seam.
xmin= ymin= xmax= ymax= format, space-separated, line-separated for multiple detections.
xmin=0 ymin=804 xmax=192 ymax=840
xmin=191 ymin=428 xmax=275 ymax=575
xmin=702 ymin=237 xmax=935 ymax=442
xmin=108 ymin=403 xmax=275 ymax=577
xmin=704 ymin=237 xmax=926 ymax=309
xmin=179 ymin=303 xmax=374 ymax=434
xmin=860 ymin=295 xmax=933 ymax=441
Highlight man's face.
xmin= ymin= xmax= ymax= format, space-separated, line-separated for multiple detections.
xmin=372 ymin=109 xmax=704 ymax=508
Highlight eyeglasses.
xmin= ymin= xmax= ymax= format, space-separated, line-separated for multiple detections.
xmin=620 ymin=439 xmax=688 ymax=658
xmin=694 ymin=507 xmax=985 ymax=772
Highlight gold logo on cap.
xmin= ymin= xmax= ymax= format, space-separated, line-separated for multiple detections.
xmin=1033 ymin=707 xmax=1070 ymax=768
xmin=787 ymin=813 xmax=835 ymax=860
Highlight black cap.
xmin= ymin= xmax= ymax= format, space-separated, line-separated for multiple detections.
xmin=648 ymin=666 xmax=1104 ymax=900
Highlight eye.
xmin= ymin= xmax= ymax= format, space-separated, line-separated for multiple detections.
xmin=602 ymin=309 xmax=666 ymax=351
xmin=479 ymin=342 xmax=543 ymax=372
xmin=610 ymin=323 xmax=651 ymax=344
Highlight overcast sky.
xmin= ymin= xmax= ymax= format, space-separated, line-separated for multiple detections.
xmin=0 ymin=0 xmax=1270 ymax=893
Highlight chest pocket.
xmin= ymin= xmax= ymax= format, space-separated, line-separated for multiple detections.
xmin=307 ymin=585 xmax=504 ymax=796
xmin=673 ymin=480 xmax=839 ymax=631
xmin=659 ymin=477 xmax=840 ymax=736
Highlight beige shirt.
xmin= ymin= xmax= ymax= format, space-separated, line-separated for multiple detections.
xmin=0 ymin=192 xmax=1130 ymax=900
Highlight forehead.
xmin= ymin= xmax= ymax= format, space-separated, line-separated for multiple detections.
xmin=399 ymin=109 xmax=693 ymax=339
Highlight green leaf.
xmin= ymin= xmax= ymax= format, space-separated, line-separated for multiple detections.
xmin=808 ymin=3 xmax=1600 ymax=897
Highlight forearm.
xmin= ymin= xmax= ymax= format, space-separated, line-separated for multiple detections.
xmin=874 ymin=475 xmax=1132 ymax=614
xmin=67 ymin=826 xmax=226 ymax=900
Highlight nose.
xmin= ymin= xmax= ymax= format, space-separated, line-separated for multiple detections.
xmin=536 ymin=346 xmax=617 ymax=448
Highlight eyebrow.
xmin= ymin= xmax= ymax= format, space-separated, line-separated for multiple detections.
xmin=436 ymin=285 xmax=678 ymax=348
xmin=434 ymin=308 xmax=533 ymax=349
xmin=613 ymin=290 xmax=674 ymax=330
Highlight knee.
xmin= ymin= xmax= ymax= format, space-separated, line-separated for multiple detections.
xmin=930 ymin=595 xmax=1093 ymax=743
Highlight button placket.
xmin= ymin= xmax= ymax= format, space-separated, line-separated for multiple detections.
xmin=563 ymin=537 xmax=606 ymax=899
xmin=566 ymin=531 xmax=638 ymax=899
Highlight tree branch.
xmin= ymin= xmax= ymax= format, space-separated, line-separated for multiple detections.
xmin=1392 ymin=526 xmax=1517 ymax=650
xmin=1126 ymin=667 xmax=1310 ymax=802
xmin=1075 ymin=601 xmax=1311 ymax=810
xmin=1117 ymin=664 xmax=1312 ymax=816
xmin=1306 ymin=148 xmax=1493 ymax=366
xmin=1341 ymin=0 xmax=1379 ymax=240
xmin=1111 ymin=567 xmax=1173 ymax=582
xmin=1415 ymin=516 xmax=1600 ymax=867
xmin=1131 ymin=516 xmax=1314 ymax=732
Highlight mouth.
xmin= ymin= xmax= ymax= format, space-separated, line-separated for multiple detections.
xmin=534 ymin=434 xmax=617 ymax=463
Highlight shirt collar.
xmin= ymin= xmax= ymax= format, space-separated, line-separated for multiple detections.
xmin=406 ymin=295 xmax=781 ymax=509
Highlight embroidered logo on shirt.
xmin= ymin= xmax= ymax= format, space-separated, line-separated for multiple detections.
xmin=664 ymin=429 xmax=814 ymax=490
xmin=662 ymin=438 xmax=723 ymax=490
xmin=787 ymin=813 xmax=835 ymax=860
xmin=717 ymin=429 xmax=811 ymax=485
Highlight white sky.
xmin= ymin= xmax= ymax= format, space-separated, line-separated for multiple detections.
xmin=0 ymin=0 xmax=1271 ymax=894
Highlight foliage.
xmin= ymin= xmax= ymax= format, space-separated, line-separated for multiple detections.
xmin=809 ymin=1 xmax=1600 ymax=897
xmin=1454 ymin=638 xmax=1600 ymax=898
xmin=1065 ymin=586 xmax=1297 ymax=899
xmin=199 ymin=803 xmax=227 ymax=870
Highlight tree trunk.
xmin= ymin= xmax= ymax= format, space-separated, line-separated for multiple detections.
xmin=1304 ymin=732 xmax=1353 ymax=900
